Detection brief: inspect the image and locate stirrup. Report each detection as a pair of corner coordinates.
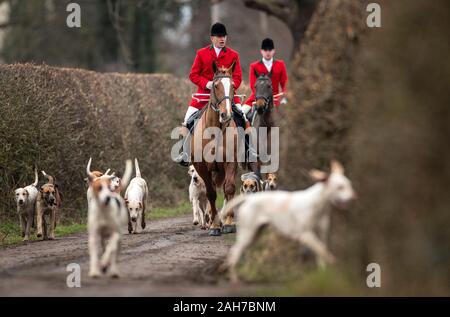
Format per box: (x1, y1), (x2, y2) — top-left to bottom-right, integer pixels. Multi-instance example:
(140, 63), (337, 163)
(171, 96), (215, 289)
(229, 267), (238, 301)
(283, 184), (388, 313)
(175, 152), (190, 167)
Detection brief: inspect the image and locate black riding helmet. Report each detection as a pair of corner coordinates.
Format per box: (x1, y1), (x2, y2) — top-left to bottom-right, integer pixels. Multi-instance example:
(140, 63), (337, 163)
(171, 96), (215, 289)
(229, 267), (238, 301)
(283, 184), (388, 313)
(211, 23), (227, 37)
(261, 38), (275, 50)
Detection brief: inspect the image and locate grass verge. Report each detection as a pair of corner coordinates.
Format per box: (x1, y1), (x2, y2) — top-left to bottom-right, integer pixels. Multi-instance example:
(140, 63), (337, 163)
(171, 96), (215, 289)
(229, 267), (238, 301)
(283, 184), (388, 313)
(0, 222), (87, 246)
(1, 199), (196, 247)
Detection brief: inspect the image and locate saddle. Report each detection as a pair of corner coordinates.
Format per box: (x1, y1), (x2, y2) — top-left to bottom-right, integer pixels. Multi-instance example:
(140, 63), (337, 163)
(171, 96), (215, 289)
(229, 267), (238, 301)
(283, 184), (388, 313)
(231, 105), (247, 130)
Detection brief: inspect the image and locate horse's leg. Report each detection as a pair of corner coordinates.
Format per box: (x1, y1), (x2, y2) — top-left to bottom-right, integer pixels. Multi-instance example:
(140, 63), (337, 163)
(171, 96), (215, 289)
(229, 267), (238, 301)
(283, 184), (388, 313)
(222, 162), (238, 234)
(206, 180), (221, 236)
(196, 165), (221, 236)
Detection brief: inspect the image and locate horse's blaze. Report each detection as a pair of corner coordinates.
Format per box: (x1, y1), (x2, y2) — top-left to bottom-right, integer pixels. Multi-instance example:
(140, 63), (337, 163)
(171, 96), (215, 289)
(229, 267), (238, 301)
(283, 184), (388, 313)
(255, 99), (266, 109)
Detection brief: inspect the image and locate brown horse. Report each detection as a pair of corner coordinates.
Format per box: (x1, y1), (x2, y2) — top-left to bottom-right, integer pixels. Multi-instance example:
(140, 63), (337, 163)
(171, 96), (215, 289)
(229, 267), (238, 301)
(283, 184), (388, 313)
(191, 62), (239, 236)
(244, 72), (276, 176)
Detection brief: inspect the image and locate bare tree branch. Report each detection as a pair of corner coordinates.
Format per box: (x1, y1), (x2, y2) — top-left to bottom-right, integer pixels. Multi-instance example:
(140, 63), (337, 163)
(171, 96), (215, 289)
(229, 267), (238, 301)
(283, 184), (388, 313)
(243, 0), (293, 24)
(243, 0), (317, 50)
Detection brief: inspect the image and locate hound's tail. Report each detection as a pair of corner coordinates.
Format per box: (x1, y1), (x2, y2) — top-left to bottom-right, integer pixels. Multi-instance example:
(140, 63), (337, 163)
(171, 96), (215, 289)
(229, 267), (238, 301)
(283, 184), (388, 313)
(41, 171), (54, 185)
(32, 167), (38, 187)
(221, 194), (247, 218)
(86, 157), (93, 175)
(134, 158), (141, 178)
(120, 160), (133, 191)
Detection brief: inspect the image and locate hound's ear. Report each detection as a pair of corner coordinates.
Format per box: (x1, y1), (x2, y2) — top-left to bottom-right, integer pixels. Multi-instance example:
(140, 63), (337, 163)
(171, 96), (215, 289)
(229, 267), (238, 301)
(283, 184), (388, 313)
(213, 62), (218, 74)
(87, 174), (94, 183)
(309, 169), (328, 183)
(254, 69), (260, 78)
(331, 160), (345, 174)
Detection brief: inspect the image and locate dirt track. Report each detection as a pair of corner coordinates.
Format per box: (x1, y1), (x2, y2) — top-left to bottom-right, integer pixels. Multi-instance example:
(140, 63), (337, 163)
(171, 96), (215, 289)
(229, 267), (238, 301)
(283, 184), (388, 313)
(0, 214), (255, 296)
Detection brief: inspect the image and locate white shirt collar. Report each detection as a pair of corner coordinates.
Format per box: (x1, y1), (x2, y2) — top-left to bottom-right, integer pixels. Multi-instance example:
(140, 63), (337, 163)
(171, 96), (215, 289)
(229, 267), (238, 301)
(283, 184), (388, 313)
(263, 58), (273, 71)
(214, 46), (222, 57)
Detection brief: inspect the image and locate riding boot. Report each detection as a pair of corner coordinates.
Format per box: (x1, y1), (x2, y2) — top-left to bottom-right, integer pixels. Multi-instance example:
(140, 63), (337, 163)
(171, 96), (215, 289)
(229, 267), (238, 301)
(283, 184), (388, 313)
(174, 125), (190, 167)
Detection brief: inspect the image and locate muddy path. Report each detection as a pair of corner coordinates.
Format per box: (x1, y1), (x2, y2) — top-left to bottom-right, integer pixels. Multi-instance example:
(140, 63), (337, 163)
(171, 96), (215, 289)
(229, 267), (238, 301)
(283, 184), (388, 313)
(0, 214), (257, 296)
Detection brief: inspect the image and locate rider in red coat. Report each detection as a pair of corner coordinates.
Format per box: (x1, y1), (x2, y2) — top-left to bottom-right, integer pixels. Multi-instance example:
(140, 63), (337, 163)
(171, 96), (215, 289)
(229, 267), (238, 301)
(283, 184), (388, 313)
(175, 23), (243, 166)
(243, 38), (288, 113)
(189, 47), (242, 111)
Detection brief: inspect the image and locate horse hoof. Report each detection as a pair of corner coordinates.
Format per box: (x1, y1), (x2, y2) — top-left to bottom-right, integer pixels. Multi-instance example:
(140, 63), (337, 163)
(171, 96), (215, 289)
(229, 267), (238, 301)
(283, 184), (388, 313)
(222, 225), (236, 234)
(209, 228), (221, 236)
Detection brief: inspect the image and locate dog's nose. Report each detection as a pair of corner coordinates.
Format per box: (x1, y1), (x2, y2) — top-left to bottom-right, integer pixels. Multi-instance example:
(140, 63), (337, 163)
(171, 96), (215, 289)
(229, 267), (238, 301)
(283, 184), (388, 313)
(193, 176), (198, 182)
(270, 185), (275, 189)
(104, 196), (111, 205)
(18, 200), (24, 205)
(131, 217), (137, 222)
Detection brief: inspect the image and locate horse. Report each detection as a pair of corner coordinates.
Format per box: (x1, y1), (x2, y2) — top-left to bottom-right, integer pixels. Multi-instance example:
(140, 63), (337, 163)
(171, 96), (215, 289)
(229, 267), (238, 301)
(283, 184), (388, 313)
(190, 62), (240, 236)
(244, 71), (277, 176)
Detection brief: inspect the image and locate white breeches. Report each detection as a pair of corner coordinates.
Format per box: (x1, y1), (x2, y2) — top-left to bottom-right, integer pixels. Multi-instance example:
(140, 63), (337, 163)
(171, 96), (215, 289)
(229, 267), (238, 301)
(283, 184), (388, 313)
(183, 106), (200, 125)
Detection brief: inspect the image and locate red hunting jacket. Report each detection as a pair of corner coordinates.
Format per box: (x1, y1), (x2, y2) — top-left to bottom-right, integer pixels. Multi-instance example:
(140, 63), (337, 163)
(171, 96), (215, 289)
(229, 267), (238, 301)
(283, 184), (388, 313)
(189, 45), (243, 109)
(244, 59), (288, 107)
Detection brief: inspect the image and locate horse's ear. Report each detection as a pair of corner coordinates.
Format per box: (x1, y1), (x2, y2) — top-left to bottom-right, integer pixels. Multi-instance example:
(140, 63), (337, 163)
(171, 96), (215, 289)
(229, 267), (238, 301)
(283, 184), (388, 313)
(230, 60), (236, 73)
(212, 62), (218, 74)
(254, 69), (260, 78)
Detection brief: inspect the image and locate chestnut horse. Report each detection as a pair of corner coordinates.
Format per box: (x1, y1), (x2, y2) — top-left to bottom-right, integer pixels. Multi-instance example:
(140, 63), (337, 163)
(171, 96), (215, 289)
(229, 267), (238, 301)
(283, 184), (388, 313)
(191, 62), (239, 236)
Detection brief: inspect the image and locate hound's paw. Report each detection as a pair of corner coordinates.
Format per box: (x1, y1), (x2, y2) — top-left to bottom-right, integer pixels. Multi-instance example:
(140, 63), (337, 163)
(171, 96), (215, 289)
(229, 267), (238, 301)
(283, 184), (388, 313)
(89, 270), (101, 278)
(108, 269), (120, 279)
(22, 237), (29, 242)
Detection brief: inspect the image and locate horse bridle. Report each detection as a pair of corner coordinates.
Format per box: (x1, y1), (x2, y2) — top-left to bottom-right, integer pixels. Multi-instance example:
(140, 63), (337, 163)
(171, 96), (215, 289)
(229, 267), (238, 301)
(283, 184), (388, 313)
(209, 74), (234, 113)
(255, 77), (273, 113)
